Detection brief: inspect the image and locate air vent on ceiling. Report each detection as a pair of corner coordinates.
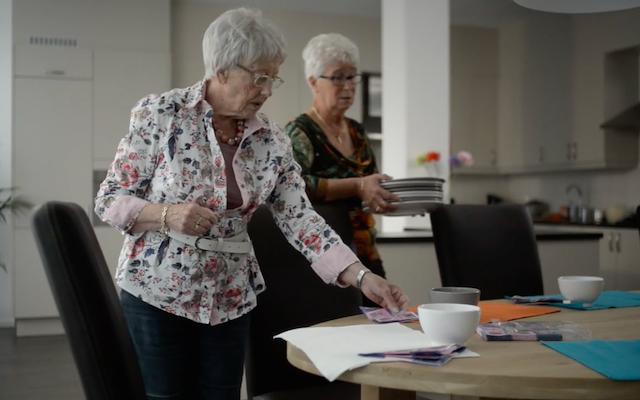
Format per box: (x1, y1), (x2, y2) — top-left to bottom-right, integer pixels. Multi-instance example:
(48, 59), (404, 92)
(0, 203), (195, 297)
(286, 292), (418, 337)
(29, 36), (78, 47)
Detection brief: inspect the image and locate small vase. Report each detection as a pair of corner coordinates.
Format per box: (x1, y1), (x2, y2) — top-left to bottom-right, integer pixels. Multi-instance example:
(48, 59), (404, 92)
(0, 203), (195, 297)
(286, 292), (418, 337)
(424, 163), (442, 179)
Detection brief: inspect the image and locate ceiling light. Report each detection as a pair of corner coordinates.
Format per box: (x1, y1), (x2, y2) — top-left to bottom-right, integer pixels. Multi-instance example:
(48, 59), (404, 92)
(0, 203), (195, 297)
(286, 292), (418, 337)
(513, 0), (640, 14)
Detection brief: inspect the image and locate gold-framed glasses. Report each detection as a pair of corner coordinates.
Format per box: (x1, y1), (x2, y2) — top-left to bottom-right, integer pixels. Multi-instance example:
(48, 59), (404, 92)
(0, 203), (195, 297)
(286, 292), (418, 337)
(318, 74), (361, 86)
(237, 65), (284, 89)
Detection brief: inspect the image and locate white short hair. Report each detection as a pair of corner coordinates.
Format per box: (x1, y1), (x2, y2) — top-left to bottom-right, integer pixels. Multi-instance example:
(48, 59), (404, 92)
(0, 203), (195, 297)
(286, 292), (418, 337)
(202, 8), (286, 79)
(302, 33), (360, 79)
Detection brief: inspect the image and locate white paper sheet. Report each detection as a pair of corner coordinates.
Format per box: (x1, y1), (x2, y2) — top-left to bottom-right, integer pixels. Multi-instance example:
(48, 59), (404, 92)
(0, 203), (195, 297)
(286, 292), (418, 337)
(275, 323), (478, 381)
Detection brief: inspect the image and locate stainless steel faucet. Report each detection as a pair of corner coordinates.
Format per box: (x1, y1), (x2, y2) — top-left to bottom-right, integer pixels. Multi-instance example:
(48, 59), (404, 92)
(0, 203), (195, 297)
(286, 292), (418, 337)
(565, 184), (584, 223)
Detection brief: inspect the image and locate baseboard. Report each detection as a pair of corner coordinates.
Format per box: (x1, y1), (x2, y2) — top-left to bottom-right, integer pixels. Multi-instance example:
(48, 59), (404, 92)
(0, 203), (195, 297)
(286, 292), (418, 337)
(15, 317), (65, 336)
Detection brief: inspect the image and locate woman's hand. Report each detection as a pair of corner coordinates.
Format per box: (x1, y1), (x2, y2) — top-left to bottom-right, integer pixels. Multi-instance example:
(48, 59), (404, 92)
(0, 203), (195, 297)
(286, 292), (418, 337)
(359, 173), (399, 214)
(166, 203), (218, 236)
(338, 263), (409, 312)
(360, 273), (409, 313)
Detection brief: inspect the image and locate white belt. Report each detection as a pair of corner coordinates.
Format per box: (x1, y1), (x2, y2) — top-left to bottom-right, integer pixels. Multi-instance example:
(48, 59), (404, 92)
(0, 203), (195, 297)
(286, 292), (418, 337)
(168, 231), (251, 254)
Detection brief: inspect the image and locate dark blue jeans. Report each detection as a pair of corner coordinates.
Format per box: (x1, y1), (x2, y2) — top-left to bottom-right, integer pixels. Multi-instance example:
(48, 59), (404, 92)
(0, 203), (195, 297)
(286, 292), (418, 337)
(120, 290), (249, 400)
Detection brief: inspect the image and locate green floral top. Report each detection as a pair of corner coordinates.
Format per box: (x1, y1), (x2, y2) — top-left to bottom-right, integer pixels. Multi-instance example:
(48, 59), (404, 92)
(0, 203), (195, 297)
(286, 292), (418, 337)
(285, 113), (384, 276)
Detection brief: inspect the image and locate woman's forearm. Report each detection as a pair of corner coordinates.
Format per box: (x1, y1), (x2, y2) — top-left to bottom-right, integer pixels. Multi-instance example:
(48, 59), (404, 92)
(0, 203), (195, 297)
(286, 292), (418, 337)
(322, 177), (363, 201)
(130, 203), (164, 234)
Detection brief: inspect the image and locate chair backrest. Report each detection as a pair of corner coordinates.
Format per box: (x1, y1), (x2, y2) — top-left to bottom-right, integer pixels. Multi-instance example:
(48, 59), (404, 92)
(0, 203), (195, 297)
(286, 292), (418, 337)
(31, 201), (146, 400)
(636, 205), (640, 238)
(246, 201), (361, 398)
(430, 204), (544, 300)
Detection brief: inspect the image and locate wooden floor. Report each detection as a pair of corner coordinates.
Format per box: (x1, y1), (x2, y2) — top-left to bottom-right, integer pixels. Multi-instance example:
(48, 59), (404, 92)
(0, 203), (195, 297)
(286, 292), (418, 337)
(0, 328), (84, 400)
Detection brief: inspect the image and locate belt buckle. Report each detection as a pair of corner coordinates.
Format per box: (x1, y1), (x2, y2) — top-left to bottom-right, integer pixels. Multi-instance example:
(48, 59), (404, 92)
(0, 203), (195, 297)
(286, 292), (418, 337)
(194, 236), (206, 251)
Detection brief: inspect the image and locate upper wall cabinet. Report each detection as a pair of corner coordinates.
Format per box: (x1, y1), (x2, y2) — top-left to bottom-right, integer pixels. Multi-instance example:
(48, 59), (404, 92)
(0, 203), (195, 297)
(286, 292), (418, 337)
(14, 77), (93, 228)
(450, 27), (499, 174)
(496, 16), (575, 173)
(568, 44), (639, 170)
(93, 50), (171, 164)
(460, 10), (640, 175)
(15, 45), (92, 79)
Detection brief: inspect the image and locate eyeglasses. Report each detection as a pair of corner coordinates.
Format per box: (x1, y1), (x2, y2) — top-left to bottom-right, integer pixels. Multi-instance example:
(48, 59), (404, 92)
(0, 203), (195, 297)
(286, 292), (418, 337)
(236, 65), (284, 89)
(318, 74), (361, 86)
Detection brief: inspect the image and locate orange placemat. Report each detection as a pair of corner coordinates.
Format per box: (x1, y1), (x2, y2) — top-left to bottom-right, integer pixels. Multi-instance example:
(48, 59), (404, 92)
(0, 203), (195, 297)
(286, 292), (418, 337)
(407, 302), (560, 324)
(479, 301), (560, 323)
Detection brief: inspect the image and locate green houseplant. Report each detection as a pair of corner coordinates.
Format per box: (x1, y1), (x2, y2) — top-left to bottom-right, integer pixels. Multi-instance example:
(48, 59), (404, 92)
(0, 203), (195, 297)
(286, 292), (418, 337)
(0, 188), (32, 272)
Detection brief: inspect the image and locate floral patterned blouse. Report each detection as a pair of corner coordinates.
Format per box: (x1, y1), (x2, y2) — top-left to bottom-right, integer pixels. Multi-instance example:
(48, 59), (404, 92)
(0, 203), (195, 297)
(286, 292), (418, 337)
(285, 114), (384, 277)
(95, 81), (358, 325)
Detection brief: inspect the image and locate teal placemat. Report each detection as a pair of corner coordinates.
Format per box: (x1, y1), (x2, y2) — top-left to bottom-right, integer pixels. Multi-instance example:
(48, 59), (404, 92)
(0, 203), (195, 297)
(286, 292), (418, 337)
(543, 340), (640, 381)
(512, 291), (640, 310)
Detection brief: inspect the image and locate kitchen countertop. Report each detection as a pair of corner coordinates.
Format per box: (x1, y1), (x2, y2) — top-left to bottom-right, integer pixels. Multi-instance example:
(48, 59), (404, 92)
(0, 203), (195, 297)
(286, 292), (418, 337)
(533, 220), (638, 229)
(377, 228), (603, 244)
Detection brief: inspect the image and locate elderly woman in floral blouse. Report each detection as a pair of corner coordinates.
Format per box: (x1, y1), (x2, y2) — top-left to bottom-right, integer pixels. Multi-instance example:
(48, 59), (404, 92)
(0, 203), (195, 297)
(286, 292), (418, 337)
(95, 8), (407, 400)
(285, 34), (399, 304)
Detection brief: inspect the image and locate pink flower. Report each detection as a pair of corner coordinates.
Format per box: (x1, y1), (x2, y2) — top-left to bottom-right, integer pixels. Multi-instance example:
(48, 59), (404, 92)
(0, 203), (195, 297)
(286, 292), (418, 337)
(450, 151), (474, 168)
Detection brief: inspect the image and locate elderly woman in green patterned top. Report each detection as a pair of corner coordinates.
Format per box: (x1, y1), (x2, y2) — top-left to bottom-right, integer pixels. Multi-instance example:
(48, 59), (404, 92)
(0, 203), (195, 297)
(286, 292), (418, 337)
(285, 33), (398, 294)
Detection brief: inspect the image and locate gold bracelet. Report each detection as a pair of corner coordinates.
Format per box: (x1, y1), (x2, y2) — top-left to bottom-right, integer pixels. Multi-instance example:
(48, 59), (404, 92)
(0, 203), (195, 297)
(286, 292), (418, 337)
(359, 177), (365, 196)
(159, 205), (170, 235)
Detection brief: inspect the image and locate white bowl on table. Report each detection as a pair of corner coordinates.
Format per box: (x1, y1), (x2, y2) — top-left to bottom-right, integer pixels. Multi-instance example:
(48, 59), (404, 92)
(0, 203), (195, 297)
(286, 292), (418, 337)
(558, 276), (604, 306)
(418, 303), (480, 346)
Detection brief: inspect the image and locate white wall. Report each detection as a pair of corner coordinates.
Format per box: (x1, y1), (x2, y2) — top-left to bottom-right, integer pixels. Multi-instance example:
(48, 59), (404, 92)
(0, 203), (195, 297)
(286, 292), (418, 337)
(171, 1), (381, 128)
(382, 0), (449, 232)
(0, 0), (14, 327)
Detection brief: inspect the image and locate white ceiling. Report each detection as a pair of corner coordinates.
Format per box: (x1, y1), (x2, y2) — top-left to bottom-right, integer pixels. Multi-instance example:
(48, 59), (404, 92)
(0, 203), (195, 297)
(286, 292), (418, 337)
(182, 0), (531, 26)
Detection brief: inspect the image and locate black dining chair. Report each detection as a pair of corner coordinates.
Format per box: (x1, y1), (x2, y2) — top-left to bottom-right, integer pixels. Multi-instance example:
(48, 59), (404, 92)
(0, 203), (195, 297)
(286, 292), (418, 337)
(430, 204), (544, 300)
(31, 201), (147, 400)
(636, 205), (640, 238)
(246, 201), (361, 400)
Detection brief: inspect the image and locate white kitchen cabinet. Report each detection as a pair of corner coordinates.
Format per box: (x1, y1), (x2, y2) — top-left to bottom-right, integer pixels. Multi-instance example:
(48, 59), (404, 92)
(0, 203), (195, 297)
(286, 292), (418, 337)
(13, 72), (92, 335)
(15, 45), (92, 79)
(14, 228), (59, 319)
(537, 240), (599, 294)
(496, 16), (574, 173)
(93, 50), (171, 163)
(567, 38), (639, 170)
(377, 235), (601, 303)
(14, 77), (93, 227)
(450, 27), (499, 174)
(481, 12), (640, 175)
(9, 0), (171, 336)
(536, 225), (640, 291)
(598, 229), (640, 291)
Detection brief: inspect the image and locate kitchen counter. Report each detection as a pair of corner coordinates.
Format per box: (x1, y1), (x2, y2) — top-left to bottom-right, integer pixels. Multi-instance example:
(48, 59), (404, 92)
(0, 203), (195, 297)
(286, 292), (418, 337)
(534, 220), (638, 229)
(377, 229), (603, 243)
(376, 228), (603, 305)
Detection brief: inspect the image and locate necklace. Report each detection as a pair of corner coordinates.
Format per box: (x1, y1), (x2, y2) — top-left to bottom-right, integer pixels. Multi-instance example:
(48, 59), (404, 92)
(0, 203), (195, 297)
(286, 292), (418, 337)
(212, 118), (246, 146)
(311, 106), (345, 145)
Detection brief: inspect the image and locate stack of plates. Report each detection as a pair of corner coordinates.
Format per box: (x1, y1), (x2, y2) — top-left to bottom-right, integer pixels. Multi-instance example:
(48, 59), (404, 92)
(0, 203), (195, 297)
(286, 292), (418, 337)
(364, 177), (445, 216)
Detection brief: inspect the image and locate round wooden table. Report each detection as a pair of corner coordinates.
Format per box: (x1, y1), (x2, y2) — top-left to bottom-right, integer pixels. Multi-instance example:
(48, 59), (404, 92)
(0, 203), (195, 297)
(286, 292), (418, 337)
(286, 304), (640, 400)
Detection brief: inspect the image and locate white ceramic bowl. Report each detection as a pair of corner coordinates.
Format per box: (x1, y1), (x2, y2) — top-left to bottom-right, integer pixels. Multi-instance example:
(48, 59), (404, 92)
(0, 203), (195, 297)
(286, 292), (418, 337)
(558, 276), (604, 305)
(418, 303), (480, 346)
